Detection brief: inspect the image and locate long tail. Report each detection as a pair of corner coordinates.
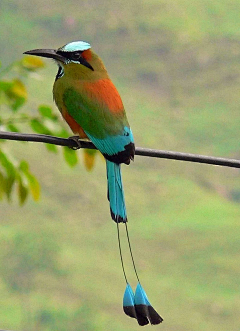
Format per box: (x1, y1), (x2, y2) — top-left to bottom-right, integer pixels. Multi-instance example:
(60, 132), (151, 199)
(122, 224), (163, 326)
(106, 160), (163, 326)
(106, 160), (127, 223)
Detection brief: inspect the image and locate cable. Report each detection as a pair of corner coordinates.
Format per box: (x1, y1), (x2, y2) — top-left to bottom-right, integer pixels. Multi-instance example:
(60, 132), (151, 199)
(1, 130), (240, 168)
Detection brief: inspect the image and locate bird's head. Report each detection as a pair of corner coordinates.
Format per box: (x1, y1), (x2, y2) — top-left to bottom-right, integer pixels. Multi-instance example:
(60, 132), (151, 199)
(24, 41), (107, 79)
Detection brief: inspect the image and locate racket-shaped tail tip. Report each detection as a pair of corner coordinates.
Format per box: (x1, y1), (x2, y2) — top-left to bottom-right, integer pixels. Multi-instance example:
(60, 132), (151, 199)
(134, 283), (163, 326)
(123, 283), (137, 319)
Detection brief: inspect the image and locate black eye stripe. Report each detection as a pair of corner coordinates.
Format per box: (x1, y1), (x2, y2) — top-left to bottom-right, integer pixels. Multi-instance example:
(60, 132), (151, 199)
(56, 50), (94, 71)
(70, 52), (82, 60)
(57, 50), (82, 61)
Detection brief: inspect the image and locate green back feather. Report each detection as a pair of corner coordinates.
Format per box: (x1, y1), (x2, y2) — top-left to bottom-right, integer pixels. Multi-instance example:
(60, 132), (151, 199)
(63, 88), (128, 139)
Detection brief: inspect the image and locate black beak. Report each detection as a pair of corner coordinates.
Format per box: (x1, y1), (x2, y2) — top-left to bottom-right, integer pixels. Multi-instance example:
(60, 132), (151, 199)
(23, 49), (66, 63)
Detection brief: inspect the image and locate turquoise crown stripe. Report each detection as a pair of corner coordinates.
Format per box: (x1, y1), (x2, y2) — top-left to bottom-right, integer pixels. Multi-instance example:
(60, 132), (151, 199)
(60, 41), (91, 52)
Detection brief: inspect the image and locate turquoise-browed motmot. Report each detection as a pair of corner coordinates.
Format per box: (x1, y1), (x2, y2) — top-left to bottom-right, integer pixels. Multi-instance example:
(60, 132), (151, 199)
(24, 41), (163, 326)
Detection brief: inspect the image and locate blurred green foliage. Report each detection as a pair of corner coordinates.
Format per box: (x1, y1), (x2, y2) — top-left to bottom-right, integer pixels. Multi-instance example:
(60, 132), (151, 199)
(0, 57), (98, 205)
(0, 231), (61, 293)
(0, 57), (43, 204)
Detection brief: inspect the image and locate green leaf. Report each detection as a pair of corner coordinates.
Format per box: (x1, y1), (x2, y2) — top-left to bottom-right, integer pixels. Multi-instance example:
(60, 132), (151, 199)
(11, 97), (25, 111)
(58, 128), (71, 138)
(29, 176), (40, 201)
(7, 123), (20, 132)
(0, 150), (16, 177)
(19, 160), (29, 172)
(19, 161), (40, 201)
(11, 79), (27, 99)
(30, 119), (51, 135)
(38, 105), (55, 119)
(0, 90), (10, 106)
(46, 144), (58, 153)
(17, 176), (28, 205)
(0, 80), (13, 92)
(21, 56), (45, 71)
(0, 171), (6, 200)
(25, 173), (40, 202)
(5, 79), (27, 111)
(63, 147), (78, 167)
(5, 175), (15, 200)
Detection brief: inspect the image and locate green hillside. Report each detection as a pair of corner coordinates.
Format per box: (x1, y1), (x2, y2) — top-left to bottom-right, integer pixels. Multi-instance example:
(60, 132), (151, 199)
(1, 1), (240, 330)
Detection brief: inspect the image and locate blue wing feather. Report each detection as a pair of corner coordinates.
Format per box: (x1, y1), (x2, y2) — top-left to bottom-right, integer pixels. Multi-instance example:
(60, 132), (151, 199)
(86, 126), (134, 156)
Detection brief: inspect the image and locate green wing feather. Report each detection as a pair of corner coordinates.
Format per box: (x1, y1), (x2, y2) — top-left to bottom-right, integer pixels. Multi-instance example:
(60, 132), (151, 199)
(63, 88), (128, 139)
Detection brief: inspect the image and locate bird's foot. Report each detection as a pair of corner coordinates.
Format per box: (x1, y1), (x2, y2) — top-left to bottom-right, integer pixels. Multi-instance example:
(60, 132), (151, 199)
(68, 135), (82, 150)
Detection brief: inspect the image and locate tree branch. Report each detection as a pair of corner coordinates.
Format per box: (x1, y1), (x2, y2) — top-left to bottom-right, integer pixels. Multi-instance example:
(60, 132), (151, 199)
(1, 130), (240, 168)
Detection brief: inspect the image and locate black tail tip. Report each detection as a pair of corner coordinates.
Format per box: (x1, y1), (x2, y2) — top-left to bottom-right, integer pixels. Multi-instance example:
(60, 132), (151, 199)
(123, 303), (163, 326)
(110, 209), (127, 223)
(135, 304), (163, 326)
(123, 305), (137, 319)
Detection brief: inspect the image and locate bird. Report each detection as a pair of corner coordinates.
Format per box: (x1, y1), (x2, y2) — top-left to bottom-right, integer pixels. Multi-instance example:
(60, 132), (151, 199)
(24, 41), (163, 326)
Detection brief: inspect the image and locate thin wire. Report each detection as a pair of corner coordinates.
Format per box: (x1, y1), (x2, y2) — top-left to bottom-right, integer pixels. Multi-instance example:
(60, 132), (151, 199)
(125, 223), (140, 283)
(1, 130), (240, 168)
(117, 221), (128, 284)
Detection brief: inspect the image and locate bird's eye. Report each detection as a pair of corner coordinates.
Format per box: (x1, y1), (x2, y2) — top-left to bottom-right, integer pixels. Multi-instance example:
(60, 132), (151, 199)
(71, 52), (82, 61)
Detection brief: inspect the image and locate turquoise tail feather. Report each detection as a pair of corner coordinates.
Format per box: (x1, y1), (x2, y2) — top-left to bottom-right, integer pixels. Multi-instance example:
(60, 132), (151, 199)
(122, 282), (163, 325)
(123, 283), (137, 319)
(106, 160), (127, 223)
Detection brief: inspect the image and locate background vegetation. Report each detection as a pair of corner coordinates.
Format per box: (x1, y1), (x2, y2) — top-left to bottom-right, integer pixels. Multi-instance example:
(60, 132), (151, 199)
(1, 0), (240, 330)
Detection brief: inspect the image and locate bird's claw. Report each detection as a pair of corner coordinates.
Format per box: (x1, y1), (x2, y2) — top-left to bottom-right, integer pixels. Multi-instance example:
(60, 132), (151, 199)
(68, 135), (82, 150)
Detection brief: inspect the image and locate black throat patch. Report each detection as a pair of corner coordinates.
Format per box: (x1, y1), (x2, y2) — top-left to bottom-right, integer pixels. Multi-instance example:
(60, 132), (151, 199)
(55, 66), (64, 80)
